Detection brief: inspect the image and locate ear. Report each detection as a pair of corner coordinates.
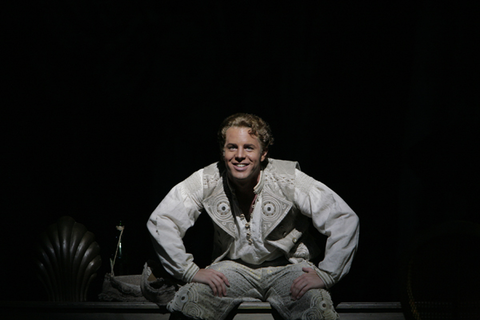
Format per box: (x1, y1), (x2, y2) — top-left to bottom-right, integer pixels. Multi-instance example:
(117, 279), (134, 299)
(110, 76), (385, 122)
(261, 149), (268, 162)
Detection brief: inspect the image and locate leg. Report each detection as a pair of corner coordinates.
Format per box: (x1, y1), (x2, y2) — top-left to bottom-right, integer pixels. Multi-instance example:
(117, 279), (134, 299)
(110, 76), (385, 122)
(167, 261), (263, 320)
(263, 262), (339, 320)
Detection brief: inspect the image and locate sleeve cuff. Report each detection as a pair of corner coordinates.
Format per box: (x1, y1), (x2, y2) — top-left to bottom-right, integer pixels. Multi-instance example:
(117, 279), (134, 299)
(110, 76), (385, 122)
(182, 262), (200, 283)
(314, 267), (335, 289)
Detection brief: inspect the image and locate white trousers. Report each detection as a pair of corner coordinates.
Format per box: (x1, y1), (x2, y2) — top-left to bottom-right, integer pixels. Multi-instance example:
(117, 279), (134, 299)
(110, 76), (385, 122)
(167, 260), (339, 320)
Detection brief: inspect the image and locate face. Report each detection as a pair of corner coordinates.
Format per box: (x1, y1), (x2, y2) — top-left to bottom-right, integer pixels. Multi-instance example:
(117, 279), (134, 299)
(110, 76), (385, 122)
(223, 126), (267, 187)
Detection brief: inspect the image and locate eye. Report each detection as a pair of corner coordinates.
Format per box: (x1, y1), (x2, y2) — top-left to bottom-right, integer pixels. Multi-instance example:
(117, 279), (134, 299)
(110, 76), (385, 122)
(226, 145), (237, 151)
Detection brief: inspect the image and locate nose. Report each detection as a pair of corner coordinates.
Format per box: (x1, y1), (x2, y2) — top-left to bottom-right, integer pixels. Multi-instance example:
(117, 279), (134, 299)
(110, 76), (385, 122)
(235, 147), (245, 160)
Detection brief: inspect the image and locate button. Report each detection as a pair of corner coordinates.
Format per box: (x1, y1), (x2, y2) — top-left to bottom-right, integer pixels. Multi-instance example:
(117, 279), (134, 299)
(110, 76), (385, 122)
(292, 237), (297, 243)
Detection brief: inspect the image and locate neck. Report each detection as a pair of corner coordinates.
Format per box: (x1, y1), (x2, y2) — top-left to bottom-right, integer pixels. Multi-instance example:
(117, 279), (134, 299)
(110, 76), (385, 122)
(230, 176), (258, 221)
(232, 180), (256, 197)
(229, 175), (259, 198)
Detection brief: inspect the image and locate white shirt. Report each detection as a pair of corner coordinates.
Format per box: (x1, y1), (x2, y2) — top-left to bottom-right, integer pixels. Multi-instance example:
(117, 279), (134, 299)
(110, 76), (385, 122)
(147, 160), (359, 288)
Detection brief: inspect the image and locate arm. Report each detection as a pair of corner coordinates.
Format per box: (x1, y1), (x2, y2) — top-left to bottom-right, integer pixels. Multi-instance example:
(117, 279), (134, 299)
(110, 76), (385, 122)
(291, 169), (360, 296)
(147, 170), (204, 283)
(147, 169), (230, 295)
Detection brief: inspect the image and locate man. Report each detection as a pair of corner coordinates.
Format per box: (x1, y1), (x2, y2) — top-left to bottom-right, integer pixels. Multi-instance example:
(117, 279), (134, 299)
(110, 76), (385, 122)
(147, 113), (359, 320)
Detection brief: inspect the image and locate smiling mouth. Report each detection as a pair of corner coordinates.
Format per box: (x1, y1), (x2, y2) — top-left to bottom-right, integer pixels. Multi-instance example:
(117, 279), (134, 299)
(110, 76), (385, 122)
(234, 163), (249, 169)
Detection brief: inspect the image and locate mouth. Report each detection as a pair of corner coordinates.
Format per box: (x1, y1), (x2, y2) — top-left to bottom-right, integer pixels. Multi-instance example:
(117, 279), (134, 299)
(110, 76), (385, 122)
(233, 163), (249, 170)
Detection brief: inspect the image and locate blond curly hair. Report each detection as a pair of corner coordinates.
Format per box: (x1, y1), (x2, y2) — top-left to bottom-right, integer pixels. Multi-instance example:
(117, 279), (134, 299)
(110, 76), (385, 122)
(217, 113), (274, 156)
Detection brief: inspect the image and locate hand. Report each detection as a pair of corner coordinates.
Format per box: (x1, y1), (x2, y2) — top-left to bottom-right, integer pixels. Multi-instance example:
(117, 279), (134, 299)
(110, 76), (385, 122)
(290, 267), (326, 301)
(192, 268), (230, 297)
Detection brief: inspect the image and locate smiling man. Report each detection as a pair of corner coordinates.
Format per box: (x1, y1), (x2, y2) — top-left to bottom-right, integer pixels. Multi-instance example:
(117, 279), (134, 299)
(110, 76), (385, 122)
(224, 126), (265, 184)
(147, 113), (359, 320)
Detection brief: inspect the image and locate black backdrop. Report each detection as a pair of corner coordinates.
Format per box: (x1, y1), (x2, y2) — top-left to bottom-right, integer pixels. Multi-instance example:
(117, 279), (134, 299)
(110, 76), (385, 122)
(3, 1), (479, 303)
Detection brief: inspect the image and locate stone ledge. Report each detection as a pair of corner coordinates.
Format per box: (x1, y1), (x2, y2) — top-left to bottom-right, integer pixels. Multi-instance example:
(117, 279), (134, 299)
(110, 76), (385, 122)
(0, 301), (402, 312)
(0, 301), (405, 320)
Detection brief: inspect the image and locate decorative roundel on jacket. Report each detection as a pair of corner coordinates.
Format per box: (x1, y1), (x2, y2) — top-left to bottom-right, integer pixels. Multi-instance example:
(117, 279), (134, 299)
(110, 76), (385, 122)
(206, 194), (237, 236)
(262, 197), (284, 223)
(217, 201), (231, 215)
(263, 202), (277, 216)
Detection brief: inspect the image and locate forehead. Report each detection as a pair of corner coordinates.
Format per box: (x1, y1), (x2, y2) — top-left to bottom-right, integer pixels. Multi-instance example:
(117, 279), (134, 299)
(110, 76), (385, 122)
(225, 127), (260, 145)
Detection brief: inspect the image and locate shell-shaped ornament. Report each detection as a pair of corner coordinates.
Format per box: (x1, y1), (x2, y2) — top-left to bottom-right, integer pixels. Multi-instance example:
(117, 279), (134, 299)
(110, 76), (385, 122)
(34, 216), (102, 301)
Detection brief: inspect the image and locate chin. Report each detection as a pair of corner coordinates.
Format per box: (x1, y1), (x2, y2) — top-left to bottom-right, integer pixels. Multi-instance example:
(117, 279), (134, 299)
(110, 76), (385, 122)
(231, 173), (250, 181)
(227, 170), (251, 182)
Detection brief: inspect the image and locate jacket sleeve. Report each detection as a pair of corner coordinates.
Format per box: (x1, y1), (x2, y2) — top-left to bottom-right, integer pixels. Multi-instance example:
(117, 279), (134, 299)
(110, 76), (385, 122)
(294, 169), (360, 288)
(147, 169), (205, 282)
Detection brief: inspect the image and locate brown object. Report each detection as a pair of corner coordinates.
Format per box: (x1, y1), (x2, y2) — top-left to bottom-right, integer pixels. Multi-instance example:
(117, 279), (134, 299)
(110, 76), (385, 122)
(34, 216), (102, 301)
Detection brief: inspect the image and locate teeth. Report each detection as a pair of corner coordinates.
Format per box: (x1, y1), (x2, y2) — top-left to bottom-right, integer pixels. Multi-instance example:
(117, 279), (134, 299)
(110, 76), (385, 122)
(236, 164), (246, 167)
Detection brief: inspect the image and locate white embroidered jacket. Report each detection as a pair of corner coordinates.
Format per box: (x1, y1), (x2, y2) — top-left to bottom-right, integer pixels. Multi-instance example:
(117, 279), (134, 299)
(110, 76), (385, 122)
(147, 159), (359, 288)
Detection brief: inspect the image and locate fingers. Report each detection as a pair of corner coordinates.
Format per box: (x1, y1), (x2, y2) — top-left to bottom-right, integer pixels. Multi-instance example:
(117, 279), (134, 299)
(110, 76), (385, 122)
(290, 267), (324, 301)
(217, 270), (231, 287)
(207, 278), (222, 297)
(193, 269), (230, 297)
(211, 270), (231, 297)
(291, 274), (310, 301)
(209, 271), (228, 297)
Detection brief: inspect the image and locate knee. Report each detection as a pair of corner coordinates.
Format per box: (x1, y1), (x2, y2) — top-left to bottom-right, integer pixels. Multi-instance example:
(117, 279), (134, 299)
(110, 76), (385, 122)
(301, 289), (338, 320)
(167, 282), (211, 317)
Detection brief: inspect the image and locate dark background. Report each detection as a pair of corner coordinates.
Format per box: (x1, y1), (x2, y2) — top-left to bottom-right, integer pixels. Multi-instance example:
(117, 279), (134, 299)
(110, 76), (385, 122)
(3, 1), (479, 303)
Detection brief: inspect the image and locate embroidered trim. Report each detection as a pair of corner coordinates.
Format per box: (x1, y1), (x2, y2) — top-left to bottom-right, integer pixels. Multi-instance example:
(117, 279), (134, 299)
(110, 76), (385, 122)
(182, 262), (200, 283)
(260, 189), (292, 237)
(203, 193), (237, 238)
